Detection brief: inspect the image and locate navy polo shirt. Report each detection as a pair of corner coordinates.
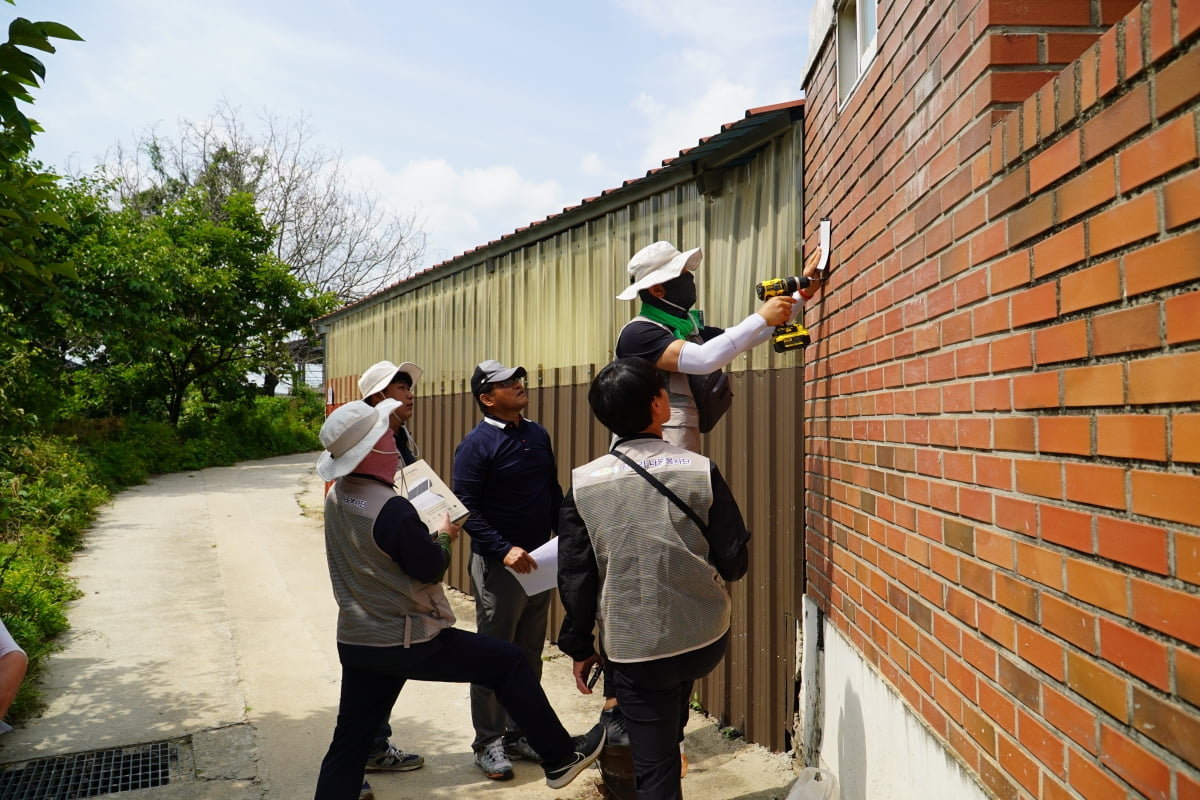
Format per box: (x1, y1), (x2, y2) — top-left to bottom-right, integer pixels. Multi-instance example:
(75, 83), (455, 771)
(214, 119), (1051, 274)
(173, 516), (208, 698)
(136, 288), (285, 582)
(452, 414), (563, 561)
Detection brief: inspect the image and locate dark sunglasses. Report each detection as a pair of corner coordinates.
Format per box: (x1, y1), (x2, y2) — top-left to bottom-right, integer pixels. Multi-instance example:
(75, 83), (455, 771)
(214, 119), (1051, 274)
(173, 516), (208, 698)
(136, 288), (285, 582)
(489, 377), (522, 390)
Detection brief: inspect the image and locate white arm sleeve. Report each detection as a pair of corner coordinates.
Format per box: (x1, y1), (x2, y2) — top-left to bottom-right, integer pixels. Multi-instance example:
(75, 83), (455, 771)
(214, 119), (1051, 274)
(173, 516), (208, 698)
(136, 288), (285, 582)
(674, 313), (769, 374)
(788, 290), (806, 323)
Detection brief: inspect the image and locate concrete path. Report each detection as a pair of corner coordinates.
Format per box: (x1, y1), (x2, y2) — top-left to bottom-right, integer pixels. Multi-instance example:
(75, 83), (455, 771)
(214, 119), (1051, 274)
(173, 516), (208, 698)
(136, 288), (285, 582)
(0, 453), (799, 799)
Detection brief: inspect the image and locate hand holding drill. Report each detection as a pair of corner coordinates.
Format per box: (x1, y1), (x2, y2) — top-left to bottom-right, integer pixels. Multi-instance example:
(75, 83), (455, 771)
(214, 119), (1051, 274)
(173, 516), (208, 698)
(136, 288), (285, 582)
(755, 246), (826, 352)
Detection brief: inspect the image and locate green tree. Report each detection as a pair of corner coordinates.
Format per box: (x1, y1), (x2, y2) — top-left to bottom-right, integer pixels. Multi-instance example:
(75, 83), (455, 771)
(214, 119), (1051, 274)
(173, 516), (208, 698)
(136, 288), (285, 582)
(0, 5), (82, 439)
(108, 103), (426, 303)
(0, 5), (81, 295)
(63, 187), (336, 424)
(0, 172), (108, 433)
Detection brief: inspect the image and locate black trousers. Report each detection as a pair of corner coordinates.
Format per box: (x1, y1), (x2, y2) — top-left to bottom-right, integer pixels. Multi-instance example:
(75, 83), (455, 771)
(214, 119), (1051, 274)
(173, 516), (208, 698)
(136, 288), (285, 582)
(609, 633), (730, 800)
(313, 628), (572, 800)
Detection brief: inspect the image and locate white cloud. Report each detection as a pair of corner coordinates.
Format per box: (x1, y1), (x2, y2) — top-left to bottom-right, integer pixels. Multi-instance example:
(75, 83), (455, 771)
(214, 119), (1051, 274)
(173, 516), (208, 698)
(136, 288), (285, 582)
(634, 81), (759, 172)
(578, 153), (604, 176)
(345, 156), (566, 267)
(613, 0), (814, 175)
(617, 0), (808, 53)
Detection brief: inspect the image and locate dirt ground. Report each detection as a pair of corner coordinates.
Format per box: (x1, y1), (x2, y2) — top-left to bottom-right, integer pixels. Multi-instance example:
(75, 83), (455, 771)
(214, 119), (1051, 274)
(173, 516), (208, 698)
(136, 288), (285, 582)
(437, 588), (803, 800)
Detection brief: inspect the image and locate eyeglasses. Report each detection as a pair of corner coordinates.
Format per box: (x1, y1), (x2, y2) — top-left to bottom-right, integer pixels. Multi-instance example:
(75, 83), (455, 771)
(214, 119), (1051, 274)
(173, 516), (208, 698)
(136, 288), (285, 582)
(489, 377), (522, 390)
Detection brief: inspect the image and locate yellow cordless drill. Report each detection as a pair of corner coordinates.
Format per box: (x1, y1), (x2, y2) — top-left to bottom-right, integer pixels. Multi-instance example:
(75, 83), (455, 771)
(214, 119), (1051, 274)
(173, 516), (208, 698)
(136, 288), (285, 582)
(754, 276), (819, 352)
(756, 219), (831, 352)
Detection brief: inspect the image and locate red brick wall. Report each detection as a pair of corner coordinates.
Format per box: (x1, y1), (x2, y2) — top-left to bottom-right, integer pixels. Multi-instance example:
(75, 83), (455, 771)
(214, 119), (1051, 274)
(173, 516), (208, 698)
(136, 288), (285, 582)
(802, 0), (1198, 797)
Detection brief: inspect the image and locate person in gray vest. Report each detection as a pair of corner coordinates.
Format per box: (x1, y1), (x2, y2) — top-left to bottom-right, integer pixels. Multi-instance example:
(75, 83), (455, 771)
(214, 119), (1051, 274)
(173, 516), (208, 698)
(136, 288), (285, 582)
(313, 399), (605, 800)
(354, 359), (426, 783)
(0, 619), (27, 732)
(557, 358), (751, 800)
(610, 242), (817, 773)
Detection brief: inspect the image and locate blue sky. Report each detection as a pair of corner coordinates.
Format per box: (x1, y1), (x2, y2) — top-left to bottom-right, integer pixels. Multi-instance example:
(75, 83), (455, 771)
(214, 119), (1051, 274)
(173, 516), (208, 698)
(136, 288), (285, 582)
(25, 0), (815, 269)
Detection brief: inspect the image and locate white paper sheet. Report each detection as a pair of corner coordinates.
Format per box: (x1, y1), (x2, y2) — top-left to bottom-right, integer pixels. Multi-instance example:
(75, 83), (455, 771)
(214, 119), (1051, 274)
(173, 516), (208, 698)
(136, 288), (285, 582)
(505, 537), (559, 596)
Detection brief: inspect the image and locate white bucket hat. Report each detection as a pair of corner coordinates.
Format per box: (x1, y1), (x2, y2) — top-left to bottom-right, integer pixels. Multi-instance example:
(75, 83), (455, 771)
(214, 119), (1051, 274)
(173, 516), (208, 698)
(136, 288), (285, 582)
(358, 360), (424, 398)
(316, 398), (402, 481)
(616, 241), (703, 301)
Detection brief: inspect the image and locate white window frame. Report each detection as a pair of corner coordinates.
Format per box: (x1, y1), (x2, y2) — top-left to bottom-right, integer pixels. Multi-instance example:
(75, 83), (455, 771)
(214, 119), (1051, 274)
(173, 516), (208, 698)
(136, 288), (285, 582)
(837, 0), (878, 108)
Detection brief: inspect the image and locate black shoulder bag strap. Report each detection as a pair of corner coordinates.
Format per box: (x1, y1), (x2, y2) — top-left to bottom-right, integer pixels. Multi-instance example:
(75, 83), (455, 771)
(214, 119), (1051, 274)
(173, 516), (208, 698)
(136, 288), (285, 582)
(611, 450), (708, 534)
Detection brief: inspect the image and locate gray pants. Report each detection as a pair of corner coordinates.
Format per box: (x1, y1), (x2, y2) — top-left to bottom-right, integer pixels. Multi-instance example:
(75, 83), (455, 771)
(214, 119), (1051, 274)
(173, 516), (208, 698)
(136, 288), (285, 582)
(469, 551), (552, 750)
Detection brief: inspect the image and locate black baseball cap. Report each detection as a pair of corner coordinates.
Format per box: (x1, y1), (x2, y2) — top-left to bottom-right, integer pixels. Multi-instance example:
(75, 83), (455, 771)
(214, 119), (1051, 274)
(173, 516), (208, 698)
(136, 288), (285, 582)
(471, 359), (527, 396)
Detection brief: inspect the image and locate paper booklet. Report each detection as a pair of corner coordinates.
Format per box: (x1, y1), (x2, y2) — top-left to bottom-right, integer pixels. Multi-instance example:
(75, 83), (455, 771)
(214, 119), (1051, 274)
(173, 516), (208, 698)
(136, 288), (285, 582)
(395, 459), (469, 533)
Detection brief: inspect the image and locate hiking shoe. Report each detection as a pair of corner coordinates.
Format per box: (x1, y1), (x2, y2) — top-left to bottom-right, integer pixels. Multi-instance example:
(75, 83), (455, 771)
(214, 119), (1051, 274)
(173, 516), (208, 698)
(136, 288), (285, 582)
(474, 739), (514, 780)
(600, 706), (630, 747)
(365, 742), (424, 772)
(544, 723), (606, 789)
(359, 780), (374, 800)
(504, 735), (542, 763)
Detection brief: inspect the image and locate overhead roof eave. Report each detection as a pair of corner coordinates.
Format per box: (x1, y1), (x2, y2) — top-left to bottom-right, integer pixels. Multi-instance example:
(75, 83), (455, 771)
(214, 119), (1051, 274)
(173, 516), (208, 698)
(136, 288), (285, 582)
(319, 99), (805, 323)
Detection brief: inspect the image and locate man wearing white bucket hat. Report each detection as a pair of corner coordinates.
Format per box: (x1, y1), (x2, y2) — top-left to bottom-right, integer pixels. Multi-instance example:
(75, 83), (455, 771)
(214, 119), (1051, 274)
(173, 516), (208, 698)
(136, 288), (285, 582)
(615, 241), (820, 451)
(313, 400), (605, 800)
(359, 360), (424, 466)
(352, 360), (427, 785)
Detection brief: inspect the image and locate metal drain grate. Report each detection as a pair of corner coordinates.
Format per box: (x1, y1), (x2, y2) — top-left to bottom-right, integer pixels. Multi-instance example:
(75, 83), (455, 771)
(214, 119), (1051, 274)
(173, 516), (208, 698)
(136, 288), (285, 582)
(0, 737), (193, 799)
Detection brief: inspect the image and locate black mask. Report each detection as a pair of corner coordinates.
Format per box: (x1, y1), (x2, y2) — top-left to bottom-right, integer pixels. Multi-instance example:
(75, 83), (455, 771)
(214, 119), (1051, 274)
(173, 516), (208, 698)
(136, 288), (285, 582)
(660, 272), (696, 311)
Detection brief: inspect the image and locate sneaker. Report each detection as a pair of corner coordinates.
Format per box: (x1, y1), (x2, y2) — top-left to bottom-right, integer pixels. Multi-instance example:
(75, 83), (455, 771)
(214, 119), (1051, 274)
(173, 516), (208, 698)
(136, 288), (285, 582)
(601, 706), (630, 747)
(474, 739), (514, 781)
(359, 780), (375, 800)
(504, 735), (542, 763)
(365, 742), (424, 772)
(544, 723), (606, 789)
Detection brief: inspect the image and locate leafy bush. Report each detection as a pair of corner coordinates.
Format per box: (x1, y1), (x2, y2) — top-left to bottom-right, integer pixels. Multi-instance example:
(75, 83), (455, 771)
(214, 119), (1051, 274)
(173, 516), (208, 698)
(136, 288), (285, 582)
(178, 390), (324, 465)
(0, 436), (100, 721)
(0, 540), (77, 721)
(1, 436), (108, 555)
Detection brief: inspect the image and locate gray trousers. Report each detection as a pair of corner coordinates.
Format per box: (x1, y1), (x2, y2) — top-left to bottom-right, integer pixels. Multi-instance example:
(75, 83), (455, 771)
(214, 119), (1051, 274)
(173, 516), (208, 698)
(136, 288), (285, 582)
(469, 551), (552, 750)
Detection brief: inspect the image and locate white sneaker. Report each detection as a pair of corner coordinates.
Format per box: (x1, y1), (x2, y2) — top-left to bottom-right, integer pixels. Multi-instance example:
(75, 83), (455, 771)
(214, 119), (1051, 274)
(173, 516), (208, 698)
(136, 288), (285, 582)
(474, 739), (514, 780)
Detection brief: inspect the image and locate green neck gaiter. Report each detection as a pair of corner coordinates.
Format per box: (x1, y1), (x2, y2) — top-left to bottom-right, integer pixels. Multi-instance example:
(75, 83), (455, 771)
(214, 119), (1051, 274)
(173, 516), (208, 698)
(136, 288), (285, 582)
(639, 303), (702, 340)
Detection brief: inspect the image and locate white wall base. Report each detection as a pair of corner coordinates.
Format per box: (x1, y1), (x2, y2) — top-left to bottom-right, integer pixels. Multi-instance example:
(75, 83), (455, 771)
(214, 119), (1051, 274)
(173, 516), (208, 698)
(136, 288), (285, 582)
(800, 597), (986, 800)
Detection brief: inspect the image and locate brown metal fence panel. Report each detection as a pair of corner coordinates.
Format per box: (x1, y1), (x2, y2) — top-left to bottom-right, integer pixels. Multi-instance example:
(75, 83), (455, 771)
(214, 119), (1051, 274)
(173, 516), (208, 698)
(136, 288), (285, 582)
(698, 368), (804, 751)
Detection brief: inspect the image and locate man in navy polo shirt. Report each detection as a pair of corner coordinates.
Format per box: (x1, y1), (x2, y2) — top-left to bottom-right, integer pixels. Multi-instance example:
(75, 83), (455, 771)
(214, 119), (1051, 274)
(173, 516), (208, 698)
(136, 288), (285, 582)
(453, 359), (563, 781)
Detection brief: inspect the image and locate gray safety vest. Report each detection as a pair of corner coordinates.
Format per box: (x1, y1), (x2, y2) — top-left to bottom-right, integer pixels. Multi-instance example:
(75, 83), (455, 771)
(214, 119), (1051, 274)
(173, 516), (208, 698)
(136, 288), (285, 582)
(571, 437), (730, 662)
(325, 476), (455, 647)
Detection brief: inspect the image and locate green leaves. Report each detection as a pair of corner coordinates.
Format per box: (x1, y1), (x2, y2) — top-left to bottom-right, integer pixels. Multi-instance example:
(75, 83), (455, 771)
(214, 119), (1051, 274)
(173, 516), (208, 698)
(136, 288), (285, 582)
(28, 21), (81, 43)
(0, 7), (82, 293)
(0, 17), (82, 139)
(52, 186), (331, 424)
